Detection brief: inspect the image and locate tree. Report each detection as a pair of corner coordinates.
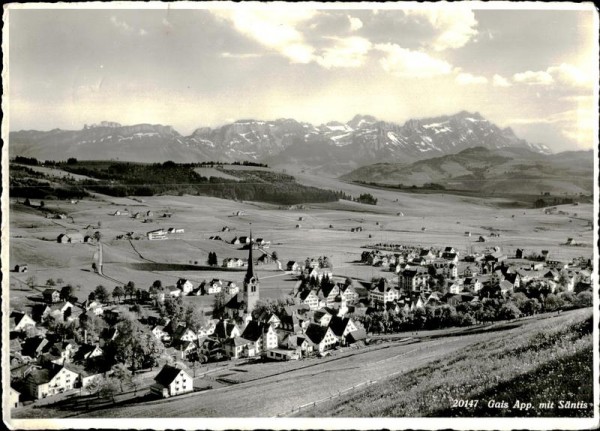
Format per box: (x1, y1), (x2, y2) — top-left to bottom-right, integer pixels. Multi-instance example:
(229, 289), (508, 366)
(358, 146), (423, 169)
(60, 284), (74, 301)
(112, 286), (124, 303)
(575, 291), (592, 308)
(124, 281), (136, 300)
(152, 280), (162, 289)
(98, 377), (120, 403)
(94, 285), (110, 303)
(212, 291), (228, 319)
(522, 298), (542, 316)
(93, 230), (102, 242)
(498, 302), (521, 320)
(111, 363), (132, 392)
(46, 278), (56, 288)
(271, 251), (279, 261)
(26, 276), (37, 289)
(544, 293), (564, 312)
(184, 305), (205, 332)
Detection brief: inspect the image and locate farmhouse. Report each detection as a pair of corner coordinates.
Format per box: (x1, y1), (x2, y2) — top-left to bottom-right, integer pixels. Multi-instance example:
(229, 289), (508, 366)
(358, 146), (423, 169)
(9, 311), (36, 332)
(266, 348), (300, 361)
(295, 290), (320, 310)
(304, 324), (338, 352)
(207, 279), (223, 294)
(176, 279), (194, 295)
(25, 364), (79, 399)
(150, 365), (193, 398)
(57, 233), (84, 244)
(241, 321), (278, 354)
(224, 281), (239, 295)
(14, 264), (28, 273)
(42, 289), (61, 303)
(223, 337), (255, 359)
(147, 229), (167, 240)
(287, 261), (300, 272)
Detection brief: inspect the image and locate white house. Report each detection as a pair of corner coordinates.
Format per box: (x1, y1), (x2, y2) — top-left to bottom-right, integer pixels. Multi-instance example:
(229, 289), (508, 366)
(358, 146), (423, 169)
(150, 365), (193, 398)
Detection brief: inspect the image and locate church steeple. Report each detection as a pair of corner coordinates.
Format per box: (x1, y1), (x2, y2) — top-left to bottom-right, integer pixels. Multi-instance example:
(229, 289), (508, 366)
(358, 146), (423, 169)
(244, 230), (255, 284)
(243, 230), (259, 314)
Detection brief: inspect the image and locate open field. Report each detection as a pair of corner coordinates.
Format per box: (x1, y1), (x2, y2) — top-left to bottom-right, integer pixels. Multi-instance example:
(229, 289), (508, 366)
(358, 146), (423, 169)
(297, 308), (593, 418)
(9, 176), (593, 313)
(14, 308), (590, 418)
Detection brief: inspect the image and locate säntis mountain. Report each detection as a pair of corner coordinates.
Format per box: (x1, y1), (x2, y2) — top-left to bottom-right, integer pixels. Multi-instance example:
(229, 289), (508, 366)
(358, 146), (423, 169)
(9, 111), (551, 174)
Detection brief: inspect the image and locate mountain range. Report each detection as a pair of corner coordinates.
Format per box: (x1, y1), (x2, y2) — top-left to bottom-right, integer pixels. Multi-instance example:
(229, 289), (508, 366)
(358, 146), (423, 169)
(9, 111), (553, 175)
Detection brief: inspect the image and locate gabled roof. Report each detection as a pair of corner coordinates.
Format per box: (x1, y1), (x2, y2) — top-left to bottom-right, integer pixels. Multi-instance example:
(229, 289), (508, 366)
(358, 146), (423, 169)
(224, 293), (245, 310)
(319, 283), (338, 298)
(214, 320), (238, 339)
(304, 323), (329, 344)
(154, 365), (187, 386)
(346, 328), (367, 343)
(241, 321), (266, 342)
(223, 337), (253, 347)
(328, 316), (352, 337)
(43, 288), (59, 296)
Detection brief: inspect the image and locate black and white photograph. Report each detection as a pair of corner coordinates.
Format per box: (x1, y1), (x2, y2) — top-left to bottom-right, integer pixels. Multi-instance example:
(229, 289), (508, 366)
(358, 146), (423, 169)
(2, 2), (598, 429)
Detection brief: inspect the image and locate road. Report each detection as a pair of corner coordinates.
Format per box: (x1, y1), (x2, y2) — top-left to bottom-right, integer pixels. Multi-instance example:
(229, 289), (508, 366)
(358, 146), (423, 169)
(74, 330), (497, 418)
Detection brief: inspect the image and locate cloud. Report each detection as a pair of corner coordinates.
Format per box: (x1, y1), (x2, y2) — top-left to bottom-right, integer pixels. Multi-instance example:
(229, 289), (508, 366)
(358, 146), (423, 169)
(375, 43), (453, 78)
(492, 74), (511, 87)
(509, 109), (595, 146)
(547, 63), (591, 87)
(348, 15), (363, 31)
(513, 70), (554, 86)
(110, 16), (134, 34)
(316, 37), (372, 69)
(211, 8), (317, 64)
(220, 52), (262, 59)
(455, 72), (488, 85)
(404, 8), (478, 51)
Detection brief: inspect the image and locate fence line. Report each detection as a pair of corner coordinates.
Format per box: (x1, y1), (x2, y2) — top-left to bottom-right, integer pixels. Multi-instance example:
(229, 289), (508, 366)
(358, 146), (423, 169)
(275, 379), (377, 417)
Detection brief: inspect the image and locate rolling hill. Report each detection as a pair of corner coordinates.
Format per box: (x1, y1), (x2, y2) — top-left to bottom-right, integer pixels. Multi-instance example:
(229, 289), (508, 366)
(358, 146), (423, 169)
(341, 147), (593, 196)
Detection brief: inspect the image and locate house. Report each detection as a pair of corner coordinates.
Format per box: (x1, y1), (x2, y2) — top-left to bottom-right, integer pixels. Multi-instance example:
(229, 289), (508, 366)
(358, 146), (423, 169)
(241, 321), (278, 354)
(318, 284), (341, 307)
(48, 301), (74, 322)
(224, 282), (239, 295)
(280, 334), (313, 356)
(166, 286), (181, 298)
(173, 341), (198, 359)
(173, 326), (198, 344)
(21, 337), (49, 360)
(57, 233), (84, 244)
(223, 258), (244, 268)
(499, 280), (514, 295)
(398, 269), (429, 293)
(147, 229), (167, 240)
(287, 261), (300, 272)
(9, 311), (36, 332)
(223, 337), (255, 359)
(213, 320), (241, 341)
(14, 264), (28, 273)
(328, 316), (358, 345)
(74, 344), (103, 362)
(43, 289), (61, 304)
(278, 314), (303, 334)
(150, 365), (193, 398)
(463, 266), (478, 277)
(10, 387), (20, 408)
(346, 328), (367, 344)
(515, 248), (525, 259)
(176, 279), (194, 295)
(266, 348), (300, 361)
(31, 304), (51, 323)
(207, 279), (223, 294)
(152, 325), (170, 342)
(368, 280), (399, 305)
(448, 280), (464, 295)
(463, 277), (482, 292)
(295, 290), (320, 310)
(313, 309), (333, 327)
(223, 293), (246, 319)
(339, 284), (359, 304)
(304, 324), (338, 352)
(25, 364), (79, 399)
(259, 312), (281, 329)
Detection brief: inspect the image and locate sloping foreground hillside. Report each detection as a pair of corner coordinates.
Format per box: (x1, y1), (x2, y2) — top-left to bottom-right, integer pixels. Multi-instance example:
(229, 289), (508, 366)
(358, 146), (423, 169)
(298, 309), (593, 417)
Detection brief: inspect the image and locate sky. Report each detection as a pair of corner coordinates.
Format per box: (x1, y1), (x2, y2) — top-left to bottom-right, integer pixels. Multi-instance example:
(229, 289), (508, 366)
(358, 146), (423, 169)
(7, 2), (598, 151)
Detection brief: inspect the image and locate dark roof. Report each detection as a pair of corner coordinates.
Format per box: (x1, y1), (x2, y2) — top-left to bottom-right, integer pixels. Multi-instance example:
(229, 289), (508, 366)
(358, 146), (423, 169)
(319, 283), (338, 298)
(154, 365), (186, 386)
(304, 323), (328, 344)
(328, 316), (351, 337)
(22, 337), (49, 358)
(224, 293), (245, 310)
(223, 337), (252, 347)
(214, 320), (238, 339)
(241, 321), (266, 342)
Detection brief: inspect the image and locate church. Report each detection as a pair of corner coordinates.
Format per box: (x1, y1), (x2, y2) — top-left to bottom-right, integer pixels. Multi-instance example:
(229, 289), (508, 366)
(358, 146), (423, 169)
(224, 232), (260, 322)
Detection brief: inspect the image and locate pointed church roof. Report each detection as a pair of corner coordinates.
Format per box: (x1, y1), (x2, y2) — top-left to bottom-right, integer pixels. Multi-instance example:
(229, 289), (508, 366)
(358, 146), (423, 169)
(244, 231), (256, 284)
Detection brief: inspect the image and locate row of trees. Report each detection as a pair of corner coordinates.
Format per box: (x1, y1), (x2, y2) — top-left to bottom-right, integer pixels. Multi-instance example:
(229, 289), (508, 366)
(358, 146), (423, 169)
(354, 289), (593, 334)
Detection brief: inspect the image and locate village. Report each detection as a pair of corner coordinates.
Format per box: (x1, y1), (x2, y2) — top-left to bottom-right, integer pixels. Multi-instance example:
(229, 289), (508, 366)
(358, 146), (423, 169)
(8, 216), (594, 412)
